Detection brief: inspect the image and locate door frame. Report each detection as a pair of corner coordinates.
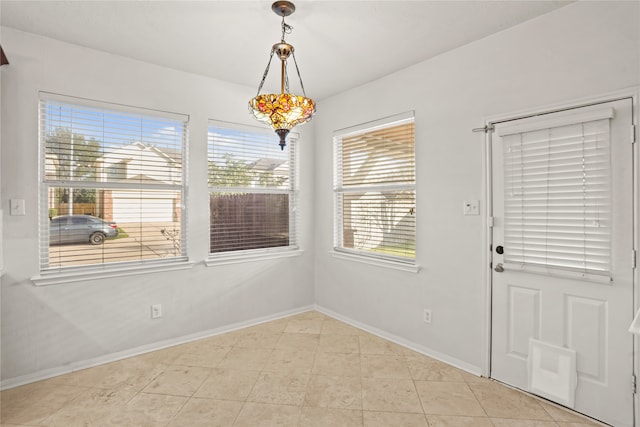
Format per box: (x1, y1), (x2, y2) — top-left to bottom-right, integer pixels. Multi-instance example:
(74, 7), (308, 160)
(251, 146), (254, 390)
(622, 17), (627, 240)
(481, 87), (639, 416)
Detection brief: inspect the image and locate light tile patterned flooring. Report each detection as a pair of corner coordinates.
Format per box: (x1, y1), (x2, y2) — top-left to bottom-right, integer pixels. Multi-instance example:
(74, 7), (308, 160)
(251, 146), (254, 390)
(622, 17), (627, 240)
(0, 311), (603, 427)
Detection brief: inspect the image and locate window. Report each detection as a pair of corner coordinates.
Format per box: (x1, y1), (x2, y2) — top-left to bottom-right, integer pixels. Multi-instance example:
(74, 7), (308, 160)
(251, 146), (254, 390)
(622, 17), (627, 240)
(208, 121), (298, 257)
(334, 112), (416, 263)
(39, 93), (187, 273)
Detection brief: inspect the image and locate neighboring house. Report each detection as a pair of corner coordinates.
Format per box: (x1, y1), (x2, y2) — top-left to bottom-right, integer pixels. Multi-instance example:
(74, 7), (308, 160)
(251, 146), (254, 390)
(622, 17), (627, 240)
(96, 141), (181, 223)
(97, 141), (181, 185)
(46, 141), (182, 223)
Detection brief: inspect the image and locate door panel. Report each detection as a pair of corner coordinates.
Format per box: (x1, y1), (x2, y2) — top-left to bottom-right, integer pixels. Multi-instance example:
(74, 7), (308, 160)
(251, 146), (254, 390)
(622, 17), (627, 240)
(490, 98), (634, 426)
(564, 295), (606, 382)
(507, 285), (541, 359)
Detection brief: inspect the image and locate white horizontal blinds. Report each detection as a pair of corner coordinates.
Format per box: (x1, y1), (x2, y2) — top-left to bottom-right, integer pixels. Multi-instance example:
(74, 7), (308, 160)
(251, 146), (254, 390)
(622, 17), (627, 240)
(502, 118), (611, 275)
(43, 101), (183, 185)
(335, 115), (416, 261)
(208, 123), (297, 253)
(341, 122), (415, 186)
(40, 96), (187, 271)
(341, 191), (416, 258)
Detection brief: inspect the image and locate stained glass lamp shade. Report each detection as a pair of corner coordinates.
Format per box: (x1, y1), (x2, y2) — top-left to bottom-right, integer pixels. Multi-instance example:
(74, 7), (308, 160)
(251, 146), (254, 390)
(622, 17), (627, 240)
(248, 1), (316, 149)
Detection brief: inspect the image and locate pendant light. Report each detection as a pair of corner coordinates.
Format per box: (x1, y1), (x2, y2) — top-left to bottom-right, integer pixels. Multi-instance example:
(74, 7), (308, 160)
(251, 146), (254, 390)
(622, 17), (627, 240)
(248, 1), (315, 149)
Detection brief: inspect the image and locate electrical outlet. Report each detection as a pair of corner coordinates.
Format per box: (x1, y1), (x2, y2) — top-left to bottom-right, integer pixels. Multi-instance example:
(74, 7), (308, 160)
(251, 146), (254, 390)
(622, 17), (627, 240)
(423, 309), (432, 324)
(151, 304), (163, 319)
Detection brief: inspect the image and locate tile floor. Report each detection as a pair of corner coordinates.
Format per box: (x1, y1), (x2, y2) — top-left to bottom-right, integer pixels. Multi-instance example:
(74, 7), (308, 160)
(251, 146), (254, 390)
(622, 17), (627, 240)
(0, 311), (603, 426)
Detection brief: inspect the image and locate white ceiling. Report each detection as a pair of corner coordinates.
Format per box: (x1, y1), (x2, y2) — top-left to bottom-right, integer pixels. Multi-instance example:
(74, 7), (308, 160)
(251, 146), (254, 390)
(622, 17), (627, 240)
(1, 1), (572, 100)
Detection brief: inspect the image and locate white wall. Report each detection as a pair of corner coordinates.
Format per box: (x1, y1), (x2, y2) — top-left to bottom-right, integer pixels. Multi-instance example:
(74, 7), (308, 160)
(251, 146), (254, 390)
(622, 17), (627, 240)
(313, 1), (640, 371)
(0, 27), (316, 384)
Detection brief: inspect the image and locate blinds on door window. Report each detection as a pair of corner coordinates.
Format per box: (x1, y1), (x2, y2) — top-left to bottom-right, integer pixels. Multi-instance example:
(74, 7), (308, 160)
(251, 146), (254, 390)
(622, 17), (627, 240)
(500, 110), (612, 275)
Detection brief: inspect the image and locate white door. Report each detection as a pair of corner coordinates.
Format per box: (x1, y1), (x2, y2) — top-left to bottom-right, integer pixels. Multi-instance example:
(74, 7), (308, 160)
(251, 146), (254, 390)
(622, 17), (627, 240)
(490, 98), (635, 426)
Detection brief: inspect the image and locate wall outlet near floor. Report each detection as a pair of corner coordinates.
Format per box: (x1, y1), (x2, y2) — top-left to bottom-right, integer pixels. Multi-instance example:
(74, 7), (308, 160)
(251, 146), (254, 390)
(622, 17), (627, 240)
(423, 309), (432, 324)
(151, 304), (163, 319)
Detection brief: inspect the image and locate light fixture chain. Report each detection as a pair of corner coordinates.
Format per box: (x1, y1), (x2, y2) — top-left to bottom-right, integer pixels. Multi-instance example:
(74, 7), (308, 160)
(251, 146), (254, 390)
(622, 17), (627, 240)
(281, 16), (293, 41)
(256, 48), (276, 96)
(291, 50), (307, 97)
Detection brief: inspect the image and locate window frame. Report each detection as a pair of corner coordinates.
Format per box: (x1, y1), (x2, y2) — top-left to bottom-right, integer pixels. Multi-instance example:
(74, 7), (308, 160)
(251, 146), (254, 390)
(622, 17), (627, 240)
(332, 111), (418, 272)
(205, 120), (302, 266)
(32, 92), (192, 285)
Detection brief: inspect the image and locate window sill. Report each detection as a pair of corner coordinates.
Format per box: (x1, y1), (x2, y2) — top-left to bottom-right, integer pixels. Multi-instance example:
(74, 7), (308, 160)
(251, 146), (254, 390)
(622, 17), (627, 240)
(330, 250), (420, 273)
(31, 259), (195, 286)
(206, 247), (303, 266)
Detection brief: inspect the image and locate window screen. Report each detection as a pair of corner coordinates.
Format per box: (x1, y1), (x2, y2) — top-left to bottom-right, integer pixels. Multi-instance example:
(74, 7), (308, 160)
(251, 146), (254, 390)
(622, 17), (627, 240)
(208, 122), (298, 254)
(502, 117), (611, 275)
(334, 113), (416, 262)
(40, 94), (187, 271)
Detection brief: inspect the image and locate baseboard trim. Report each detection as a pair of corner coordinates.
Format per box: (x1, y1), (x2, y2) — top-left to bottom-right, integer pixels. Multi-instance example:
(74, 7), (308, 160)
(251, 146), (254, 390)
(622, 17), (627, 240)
(2, 304), (483, 390)
(0, 304), (315, 391)
(315, 304), (483, 377)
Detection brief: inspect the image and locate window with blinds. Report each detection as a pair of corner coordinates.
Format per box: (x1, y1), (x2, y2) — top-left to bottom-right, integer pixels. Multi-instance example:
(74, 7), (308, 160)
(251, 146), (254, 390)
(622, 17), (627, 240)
(501, 113), (612, 275)
(334, 112), (416, 262)
(40, 93), (187, 272)
(208, 121), (297, 255)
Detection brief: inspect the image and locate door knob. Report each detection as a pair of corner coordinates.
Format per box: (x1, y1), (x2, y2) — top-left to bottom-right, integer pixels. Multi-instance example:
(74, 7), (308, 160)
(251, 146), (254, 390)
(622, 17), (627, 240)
(494, 263), (504, 273)
(496, 245), (504, 254)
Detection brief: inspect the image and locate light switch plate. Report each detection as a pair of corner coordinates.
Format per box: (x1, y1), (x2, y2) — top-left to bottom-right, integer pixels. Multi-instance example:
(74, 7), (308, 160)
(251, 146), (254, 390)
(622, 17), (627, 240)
(10, 199), (25, 216)
(463, 200), (479, 216)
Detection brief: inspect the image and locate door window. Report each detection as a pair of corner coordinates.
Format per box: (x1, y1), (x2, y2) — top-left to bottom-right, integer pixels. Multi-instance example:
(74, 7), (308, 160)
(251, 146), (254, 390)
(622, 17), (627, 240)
(499, 109), (613, 276)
